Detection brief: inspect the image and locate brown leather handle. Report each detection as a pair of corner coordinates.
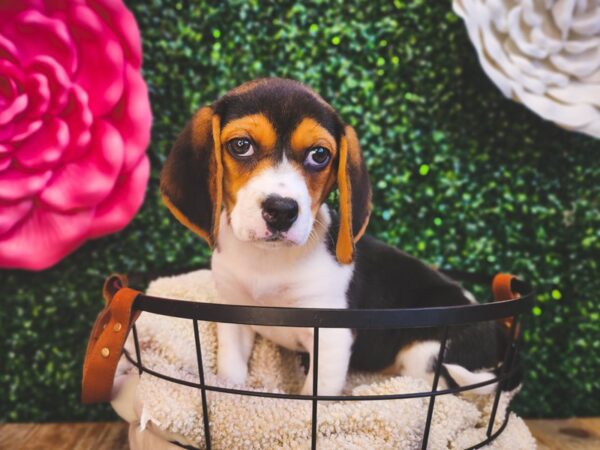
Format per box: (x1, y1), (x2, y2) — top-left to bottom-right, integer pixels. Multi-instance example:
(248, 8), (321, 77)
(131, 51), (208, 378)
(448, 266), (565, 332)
(81, 274), (141, 404)
(492, 273), (519, 302)
(492, 273), (521, 335)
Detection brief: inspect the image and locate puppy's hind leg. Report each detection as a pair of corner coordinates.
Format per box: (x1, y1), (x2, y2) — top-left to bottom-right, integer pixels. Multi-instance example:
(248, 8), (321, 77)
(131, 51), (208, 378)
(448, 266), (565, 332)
(443, 364), (497, 395)
(390, 340), (449, 389)
(217, 323), (256, 386)
(300, 328), (353, 396)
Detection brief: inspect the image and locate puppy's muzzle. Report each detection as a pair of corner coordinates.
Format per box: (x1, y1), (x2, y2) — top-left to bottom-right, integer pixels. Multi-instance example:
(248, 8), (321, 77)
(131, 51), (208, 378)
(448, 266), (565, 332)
(261, 195), (299, 233)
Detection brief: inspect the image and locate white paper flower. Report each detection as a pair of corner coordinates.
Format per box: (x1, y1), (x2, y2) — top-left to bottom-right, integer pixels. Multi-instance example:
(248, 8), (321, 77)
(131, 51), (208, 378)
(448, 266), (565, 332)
(453, 0), (600, 139)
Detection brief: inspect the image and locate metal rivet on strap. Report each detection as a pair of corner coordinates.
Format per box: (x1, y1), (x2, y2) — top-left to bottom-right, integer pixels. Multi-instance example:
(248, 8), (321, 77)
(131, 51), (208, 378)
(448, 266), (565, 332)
(113, 322), (122, 332)
(101, 347), (110, 358)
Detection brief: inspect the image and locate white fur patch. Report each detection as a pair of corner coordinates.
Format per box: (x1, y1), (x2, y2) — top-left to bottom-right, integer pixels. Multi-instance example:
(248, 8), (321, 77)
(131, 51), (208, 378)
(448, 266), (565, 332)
(462, 289), (478, 304)
(444, 363), (497, 395)
(388, 341), (499, 395)
(388, 341), (443, 387)
(213, 205), (355, 395)
(229, 157), (313, 245)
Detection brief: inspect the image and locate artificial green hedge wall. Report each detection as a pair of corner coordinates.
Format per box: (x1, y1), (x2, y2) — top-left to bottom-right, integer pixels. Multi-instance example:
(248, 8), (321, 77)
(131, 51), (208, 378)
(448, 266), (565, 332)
(2, 0), (599, 422)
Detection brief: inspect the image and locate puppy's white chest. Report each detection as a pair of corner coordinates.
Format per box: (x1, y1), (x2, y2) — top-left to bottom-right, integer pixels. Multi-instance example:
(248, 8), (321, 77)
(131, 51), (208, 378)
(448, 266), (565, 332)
(245, 278), (294, 307)
(212, 224), (353, 352)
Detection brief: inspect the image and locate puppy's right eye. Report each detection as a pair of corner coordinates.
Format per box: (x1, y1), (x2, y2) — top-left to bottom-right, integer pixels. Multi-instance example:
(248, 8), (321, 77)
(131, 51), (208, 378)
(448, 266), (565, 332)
(227, 138), (255, 158)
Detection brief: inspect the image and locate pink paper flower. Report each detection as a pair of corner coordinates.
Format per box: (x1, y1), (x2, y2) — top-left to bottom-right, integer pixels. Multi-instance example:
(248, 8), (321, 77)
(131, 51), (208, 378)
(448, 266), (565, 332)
(0, 0), (151, 270)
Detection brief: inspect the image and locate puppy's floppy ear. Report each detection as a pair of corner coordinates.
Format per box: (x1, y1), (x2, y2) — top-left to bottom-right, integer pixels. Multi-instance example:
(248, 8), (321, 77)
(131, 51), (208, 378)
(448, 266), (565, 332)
(160, 107), (223, 246)
(336, 125), (372, 264)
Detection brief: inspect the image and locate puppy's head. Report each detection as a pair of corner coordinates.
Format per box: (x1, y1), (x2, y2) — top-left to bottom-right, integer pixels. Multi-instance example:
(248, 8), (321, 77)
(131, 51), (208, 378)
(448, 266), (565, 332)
(160, 78), (371, 264)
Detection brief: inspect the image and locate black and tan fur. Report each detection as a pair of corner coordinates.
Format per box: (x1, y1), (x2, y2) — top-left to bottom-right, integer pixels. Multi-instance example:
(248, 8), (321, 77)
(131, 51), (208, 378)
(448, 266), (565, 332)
(160, 77), (520, 394)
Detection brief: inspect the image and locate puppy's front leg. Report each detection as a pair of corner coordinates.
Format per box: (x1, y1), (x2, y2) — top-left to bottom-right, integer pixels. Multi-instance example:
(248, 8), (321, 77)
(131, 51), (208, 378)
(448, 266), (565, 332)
(217, 323), (255, 385)
(300, 328), (353, 396)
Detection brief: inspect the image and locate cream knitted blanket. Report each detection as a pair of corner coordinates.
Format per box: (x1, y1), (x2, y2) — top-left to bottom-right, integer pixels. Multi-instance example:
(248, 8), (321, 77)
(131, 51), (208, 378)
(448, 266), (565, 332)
(111, 270), (535, 449)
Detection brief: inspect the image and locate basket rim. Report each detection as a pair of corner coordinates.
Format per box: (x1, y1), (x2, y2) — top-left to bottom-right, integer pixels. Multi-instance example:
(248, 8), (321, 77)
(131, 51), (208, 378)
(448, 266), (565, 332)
(132, 275), (534, 329)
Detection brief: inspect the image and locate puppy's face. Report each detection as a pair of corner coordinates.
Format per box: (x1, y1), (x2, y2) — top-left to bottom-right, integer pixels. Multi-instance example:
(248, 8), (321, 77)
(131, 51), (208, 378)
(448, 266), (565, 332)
(161, 78), (371, 263)
(219, 85), (341, 246)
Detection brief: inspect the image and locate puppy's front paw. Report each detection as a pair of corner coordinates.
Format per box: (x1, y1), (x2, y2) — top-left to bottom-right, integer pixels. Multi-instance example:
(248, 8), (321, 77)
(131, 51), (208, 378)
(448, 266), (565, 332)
(217, 354), (249, 386)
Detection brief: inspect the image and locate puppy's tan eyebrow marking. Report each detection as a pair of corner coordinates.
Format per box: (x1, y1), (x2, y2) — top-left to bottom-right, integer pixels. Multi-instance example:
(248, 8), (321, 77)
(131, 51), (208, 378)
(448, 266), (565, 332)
(290, 117), (336, 155)
(221, 113), (277, 151)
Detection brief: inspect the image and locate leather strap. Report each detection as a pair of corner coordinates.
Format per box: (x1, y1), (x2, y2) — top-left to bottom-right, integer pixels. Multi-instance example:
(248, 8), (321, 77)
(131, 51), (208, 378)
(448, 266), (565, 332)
(81, 274), (141, 404)
(492, 273), (520, 334)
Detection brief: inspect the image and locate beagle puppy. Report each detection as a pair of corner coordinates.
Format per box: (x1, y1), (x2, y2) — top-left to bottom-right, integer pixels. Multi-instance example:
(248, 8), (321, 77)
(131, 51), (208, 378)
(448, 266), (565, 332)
(160, 78), (520, 396)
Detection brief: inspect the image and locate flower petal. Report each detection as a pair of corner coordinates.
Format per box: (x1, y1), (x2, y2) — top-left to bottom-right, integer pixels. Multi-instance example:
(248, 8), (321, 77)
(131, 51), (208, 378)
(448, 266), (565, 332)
(0, 122), (14, 142)
(87, 0), (142, 69)
(0, 198), (32, 235)
(89, 154), (149, 238)
(513, 83), (597, 127)
(26, 56), (71, 114)
(0, 62), (23, 124)
(571, 7), (600, 36)
(0, 57), (24, 84)
(0, 167), (52, 201)
(8, 10), (78, 75)
(0, 93), (27, 125)
(24, 73), (51, 117)
(108, 64), (151, 171)
(548, 82), (600, 107)
(0, 72), (17, 101)
(550, 47), (600, 79)
(11, 119), (43, 142)
(40, 120), (124, 211)
(14, 117), (69, 170)
(68, 5), (124, 116)
(0, 34), (19, 64)
(60, 84), (93, 162)
(0, 206), (93, 270)
(0, 153), (11, 170)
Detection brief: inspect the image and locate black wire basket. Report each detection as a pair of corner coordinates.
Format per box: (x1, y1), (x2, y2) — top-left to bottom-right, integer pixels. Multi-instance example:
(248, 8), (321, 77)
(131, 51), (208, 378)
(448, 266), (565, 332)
(118, 270), (533, 450)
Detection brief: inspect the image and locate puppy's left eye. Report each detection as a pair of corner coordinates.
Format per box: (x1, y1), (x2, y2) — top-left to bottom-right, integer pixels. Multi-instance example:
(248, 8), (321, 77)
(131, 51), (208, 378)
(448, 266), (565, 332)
(304, 147), (330, 170)
(227, 138), (255, 157)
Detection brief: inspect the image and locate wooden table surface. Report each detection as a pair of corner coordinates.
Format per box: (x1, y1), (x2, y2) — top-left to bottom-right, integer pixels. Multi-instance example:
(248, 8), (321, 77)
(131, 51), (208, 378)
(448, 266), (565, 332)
(0, 422), (128, 450)
(0, 418), (598, 449)
(526, 418), (600, 450)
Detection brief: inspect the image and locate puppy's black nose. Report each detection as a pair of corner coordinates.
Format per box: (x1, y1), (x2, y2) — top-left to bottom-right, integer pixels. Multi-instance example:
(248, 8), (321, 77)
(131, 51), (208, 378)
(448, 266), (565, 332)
(261, 195), (298, 232)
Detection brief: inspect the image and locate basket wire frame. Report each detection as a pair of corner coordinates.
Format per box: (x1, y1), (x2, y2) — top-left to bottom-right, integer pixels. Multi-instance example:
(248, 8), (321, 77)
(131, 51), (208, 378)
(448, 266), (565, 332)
(123, 275), (532, 450)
